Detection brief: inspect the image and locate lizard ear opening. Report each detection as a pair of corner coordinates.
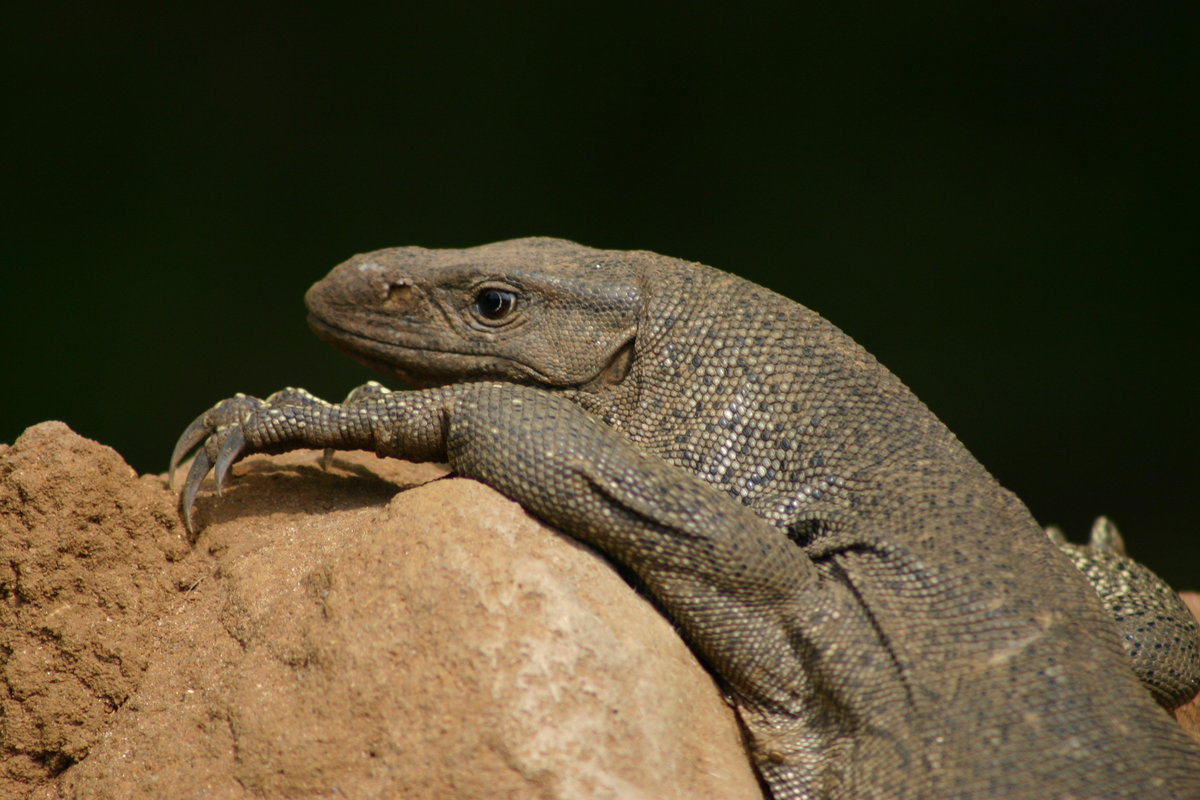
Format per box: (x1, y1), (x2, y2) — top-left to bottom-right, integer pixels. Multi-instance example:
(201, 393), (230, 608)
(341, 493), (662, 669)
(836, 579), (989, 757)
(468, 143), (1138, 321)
(583, 338), (635, 390)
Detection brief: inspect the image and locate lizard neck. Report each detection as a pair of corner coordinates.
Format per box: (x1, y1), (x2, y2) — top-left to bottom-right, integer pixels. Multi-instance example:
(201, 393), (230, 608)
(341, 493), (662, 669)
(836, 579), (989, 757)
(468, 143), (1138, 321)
(570, 261), (990, 532)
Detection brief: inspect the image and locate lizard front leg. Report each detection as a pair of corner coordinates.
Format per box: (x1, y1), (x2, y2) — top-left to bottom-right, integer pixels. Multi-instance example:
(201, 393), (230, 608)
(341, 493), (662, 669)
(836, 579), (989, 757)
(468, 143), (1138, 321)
(172, 381), (900, 798)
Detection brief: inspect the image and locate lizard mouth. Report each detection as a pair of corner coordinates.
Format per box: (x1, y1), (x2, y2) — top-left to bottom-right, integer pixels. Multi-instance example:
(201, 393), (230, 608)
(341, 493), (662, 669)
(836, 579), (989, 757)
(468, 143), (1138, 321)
(308, 313), (448, 357)
(306, 313), (561, 387)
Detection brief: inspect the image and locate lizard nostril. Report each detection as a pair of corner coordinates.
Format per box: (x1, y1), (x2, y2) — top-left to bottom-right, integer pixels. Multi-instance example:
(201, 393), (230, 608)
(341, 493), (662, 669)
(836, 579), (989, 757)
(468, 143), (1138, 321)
(382, 280), (415, 309)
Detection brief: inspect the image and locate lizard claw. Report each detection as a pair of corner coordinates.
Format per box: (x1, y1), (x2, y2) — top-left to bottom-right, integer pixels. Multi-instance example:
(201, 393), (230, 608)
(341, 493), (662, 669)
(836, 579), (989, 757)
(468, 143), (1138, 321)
(213, 426), (247, 493)
(169, 414), (215, 490)
(170, 393), (264, 533)
(180, 447), (214, 534)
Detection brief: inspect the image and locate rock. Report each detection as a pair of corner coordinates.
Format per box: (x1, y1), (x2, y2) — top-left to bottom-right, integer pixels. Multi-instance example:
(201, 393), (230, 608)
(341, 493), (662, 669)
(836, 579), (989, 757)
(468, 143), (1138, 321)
(0, 422), (193, 789)
(0, 422), (763, 799)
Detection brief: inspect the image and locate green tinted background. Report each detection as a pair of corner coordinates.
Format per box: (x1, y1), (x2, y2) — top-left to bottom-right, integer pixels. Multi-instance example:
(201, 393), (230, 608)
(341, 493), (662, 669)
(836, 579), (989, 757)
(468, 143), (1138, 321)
(5, 4), (1197, 585)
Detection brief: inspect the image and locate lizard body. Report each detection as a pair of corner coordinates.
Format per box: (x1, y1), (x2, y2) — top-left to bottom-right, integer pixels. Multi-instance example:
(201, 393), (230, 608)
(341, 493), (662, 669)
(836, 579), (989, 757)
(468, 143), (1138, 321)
(173, 237), (1200, 798)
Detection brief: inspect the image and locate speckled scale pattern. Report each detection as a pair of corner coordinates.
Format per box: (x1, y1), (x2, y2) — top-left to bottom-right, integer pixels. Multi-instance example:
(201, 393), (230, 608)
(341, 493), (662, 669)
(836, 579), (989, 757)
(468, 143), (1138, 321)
(175, 237), (1200, 799)
(1050, 518), (1200, 708)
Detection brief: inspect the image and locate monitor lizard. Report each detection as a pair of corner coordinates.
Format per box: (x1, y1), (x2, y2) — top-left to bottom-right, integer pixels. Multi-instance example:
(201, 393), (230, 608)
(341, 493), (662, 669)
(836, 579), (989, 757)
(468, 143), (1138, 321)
(171, 237), (1200, 798)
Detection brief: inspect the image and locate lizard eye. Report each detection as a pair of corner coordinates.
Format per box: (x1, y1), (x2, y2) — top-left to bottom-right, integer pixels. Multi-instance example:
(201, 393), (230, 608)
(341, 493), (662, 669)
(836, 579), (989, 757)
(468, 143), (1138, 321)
(473, 288), (518, 321)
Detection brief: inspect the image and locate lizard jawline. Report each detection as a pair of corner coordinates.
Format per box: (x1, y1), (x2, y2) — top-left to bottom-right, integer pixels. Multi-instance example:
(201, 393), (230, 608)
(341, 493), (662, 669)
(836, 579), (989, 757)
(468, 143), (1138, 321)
(308, 313), (596, 389)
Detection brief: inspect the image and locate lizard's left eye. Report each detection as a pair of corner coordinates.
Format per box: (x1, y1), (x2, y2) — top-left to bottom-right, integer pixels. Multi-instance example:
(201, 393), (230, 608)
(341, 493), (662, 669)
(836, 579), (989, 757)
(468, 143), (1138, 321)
(473, 288), (518, 321)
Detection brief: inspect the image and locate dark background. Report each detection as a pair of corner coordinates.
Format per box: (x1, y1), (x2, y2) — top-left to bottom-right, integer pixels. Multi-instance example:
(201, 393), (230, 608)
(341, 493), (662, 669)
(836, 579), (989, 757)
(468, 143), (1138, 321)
(5, 4), (1197, 585)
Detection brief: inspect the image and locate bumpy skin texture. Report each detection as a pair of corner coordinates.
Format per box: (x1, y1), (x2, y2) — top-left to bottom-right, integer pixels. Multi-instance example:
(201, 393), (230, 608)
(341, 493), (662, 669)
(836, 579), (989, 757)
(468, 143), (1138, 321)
(1048, 517), (1200, 709)
(174, 238), (1200, 799)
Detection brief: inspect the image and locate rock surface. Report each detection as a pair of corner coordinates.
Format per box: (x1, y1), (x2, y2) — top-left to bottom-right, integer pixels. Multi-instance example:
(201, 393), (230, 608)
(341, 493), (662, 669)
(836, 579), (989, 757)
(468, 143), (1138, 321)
(1, 422), (1198, 799)
(0, 422), (762, 799)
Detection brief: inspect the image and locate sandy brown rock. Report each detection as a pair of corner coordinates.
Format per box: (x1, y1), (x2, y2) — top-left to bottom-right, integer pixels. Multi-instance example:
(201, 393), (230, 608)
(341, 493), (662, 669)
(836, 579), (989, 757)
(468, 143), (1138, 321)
(1, 422), (763, 800)
(0, 422), (194, 792)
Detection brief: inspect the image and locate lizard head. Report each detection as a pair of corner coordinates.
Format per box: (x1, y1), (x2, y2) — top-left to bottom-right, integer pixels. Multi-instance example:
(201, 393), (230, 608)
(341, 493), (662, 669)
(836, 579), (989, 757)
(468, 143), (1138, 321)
(306, 236), (641, 389)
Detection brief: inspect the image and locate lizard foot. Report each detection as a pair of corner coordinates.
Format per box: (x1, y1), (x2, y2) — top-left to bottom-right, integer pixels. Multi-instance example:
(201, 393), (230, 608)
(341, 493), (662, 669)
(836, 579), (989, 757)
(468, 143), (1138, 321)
(169, 394), (264, 533)
(169, 387), (345, 533)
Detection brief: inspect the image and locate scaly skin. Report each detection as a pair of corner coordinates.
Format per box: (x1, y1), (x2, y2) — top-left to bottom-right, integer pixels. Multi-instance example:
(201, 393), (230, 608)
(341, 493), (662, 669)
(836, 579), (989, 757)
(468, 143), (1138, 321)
(173, 237), (1200, 798)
